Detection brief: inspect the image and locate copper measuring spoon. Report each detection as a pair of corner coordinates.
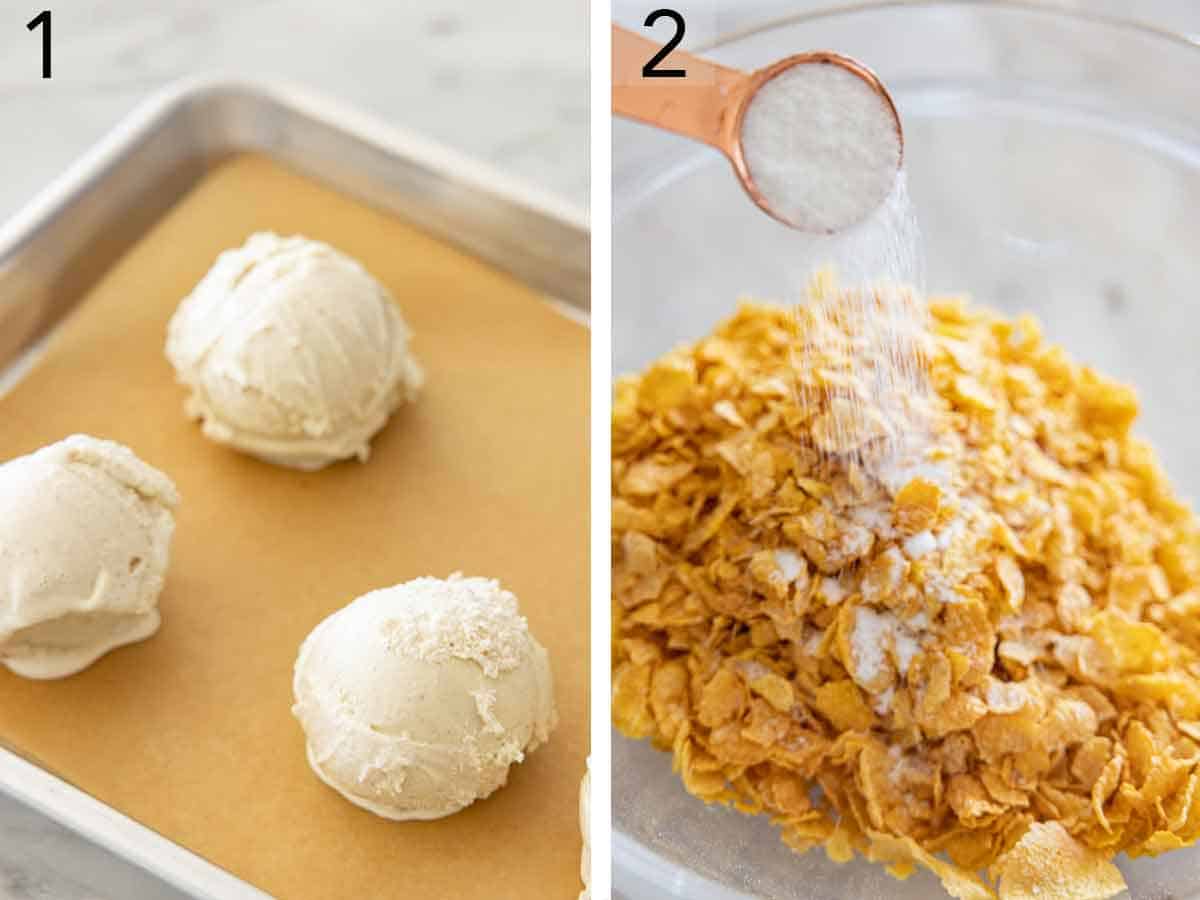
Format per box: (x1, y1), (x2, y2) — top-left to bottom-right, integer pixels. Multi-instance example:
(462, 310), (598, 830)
(612, 23), (903, 233)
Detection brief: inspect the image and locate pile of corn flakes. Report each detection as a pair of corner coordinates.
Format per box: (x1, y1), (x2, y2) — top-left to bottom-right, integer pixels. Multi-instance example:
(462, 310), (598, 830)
(612, 280), (1200, 899)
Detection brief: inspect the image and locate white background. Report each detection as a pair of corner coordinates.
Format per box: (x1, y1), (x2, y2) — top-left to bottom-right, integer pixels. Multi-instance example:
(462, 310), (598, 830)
(2, 1), (1200, 898)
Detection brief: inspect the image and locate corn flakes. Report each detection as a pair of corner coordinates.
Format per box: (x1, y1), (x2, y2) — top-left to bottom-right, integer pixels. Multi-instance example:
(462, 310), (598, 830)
(613, 283), (1200, 898)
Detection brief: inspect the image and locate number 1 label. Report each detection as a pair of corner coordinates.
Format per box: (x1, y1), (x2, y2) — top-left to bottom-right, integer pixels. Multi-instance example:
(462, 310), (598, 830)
(27, 10), (51, 79)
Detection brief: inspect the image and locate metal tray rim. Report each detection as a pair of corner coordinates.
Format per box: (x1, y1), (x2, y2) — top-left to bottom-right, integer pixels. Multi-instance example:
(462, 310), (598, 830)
(0, 74), (589, 275)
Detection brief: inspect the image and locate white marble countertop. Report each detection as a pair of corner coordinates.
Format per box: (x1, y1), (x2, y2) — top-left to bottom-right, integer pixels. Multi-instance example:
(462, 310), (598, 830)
(0, 0), (588, 223)
(0, 2), (584, 898)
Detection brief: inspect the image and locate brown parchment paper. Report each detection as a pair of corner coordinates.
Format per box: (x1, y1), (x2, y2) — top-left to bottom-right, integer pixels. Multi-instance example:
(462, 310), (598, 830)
(0, 155), (589, 899)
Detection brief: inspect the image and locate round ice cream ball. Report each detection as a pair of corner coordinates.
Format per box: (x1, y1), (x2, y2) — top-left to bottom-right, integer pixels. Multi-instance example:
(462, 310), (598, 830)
(579, 763), (591, 900)
(165, 232), (423, 470)
(292, 574), (557, 820)
(0, 435), (179, 679)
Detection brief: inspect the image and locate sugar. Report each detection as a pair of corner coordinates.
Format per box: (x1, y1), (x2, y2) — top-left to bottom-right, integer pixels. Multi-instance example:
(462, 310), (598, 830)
(877, 458), (948, 495)
(892, 628), (921, 676)
(850, 606), (891, 686)
(874, 685), (895, 715)
(851, 604), (929, 688)
(986, 680), (1029, 712)
(743, 53), (948, 558)
(787, 181), (931, 478)
(849, 501), (894, 537)
(902, 529), (936, 560)
(923, 570), (964, 605)
(773, 548), (806, 584)
(935, 517), (964, 550)
(819, 576), (846, 605)
(740, 62), (902, 234)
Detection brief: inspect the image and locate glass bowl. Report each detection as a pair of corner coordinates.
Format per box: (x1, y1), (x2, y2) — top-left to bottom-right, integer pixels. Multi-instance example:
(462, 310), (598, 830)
(612, 3), (1200, 898)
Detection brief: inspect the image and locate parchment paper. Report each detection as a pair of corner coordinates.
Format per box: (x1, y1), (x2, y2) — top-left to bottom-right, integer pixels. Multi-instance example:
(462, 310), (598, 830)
(0, 155), (589, 899)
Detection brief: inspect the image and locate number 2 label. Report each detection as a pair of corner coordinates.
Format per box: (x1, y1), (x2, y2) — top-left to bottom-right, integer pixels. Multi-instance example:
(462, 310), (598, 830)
(641, 9), (686, 79)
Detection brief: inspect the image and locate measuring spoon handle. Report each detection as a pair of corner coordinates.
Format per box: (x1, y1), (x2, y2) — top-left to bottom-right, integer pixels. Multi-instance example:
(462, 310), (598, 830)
(611, 24), (748, 156)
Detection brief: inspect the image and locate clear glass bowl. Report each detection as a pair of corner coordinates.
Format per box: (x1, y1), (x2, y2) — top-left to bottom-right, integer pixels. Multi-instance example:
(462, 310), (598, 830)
(612, 3), (1200, 898)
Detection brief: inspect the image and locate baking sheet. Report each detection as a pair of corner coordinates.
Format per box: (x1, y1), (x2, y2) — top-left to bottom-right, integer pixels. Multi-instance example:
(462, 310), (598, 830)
(0, 153), (588, 899)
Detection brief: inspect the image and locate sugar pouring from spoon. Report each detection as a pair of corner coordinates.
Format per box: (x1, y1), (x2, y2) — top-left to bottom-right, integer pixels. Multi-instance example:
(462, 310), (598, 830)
(612, 23), (904, 234)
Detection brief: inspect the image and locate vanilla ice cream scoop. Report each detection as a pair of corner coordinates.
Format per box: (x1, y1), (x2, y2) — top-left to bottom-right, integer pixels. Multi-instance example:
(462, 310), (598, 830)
(166, 233), (423, 470)
(579, 763), (591, 900)
(292, 574), (557, 820)
(0, 435), (179, 679)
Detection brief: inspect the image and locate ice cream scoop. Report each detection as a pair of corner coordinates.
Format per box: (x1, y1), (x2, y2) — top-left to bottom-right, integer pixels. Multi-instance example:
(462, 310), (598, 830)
(0, 435), (179, 678)
(166, 233), (423, 470)
(579, 763), (591, 900)
(292, 574), (557, 820)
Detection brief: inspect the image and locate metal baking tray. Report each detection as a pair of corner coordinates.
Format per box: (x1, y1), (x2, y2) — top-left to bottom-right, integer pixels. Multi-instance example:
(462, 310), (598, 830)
(0, 76), (588, 899)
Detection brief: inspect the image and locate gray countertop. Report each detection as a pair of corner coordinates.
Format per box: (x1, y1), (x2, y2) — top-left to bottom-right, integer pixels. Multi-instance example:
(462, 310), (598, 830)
(0, 1), (584, 898)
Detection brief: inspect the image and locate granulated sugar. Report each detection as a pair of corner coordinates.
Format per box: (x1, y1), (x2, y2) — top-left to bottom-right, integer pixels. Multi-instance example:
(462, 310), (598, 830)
(849, 605), (891, 685)
(739, 60), (902, 233)
(786, 172), (931, 477)
(772, 548), (807, 584)
(850, 604), (929, 692)
(901, 529), (936, 560)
